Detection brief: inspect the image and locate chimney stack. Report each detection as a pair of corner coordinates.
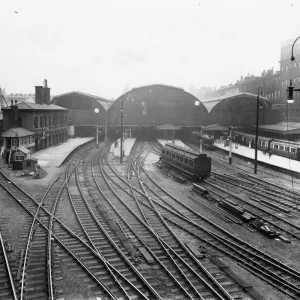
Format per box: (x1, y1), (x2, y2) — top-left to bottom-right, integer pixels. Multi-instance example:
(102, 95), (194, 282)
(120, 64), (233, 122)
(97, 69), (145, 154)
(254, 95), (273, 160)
(35, 86), (44, 104)
(43, 87), (51, 105)
(11, 99), (18, 127)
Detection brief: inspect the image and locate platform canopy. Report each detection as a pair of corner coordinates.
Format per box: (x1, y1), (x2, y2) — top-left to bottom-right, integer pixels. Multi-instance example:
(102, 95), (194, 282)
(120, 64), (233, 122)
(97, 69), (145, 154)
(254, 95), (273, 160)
(156, 123), (182, 131)
(258, 122), (300, 134)
(203, 124), (229, 131)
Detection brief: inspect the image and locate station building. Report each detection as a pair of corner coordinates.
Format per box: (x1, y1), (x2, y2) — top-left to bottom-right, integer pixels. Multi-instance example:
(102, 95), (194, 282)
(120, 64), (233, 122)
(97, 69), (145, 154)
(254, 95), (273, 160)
(1, 81), (68, 165)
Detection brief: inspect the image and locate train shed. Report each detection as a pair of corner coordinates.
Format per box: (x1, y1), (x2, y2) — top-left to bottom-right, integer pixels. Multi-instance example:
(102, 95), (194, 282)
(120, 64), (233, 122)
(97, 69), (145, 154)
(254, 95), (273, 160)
(107, 84), (208, 139)
(203, 92), (274, 127)
(51, 91), (112, 137)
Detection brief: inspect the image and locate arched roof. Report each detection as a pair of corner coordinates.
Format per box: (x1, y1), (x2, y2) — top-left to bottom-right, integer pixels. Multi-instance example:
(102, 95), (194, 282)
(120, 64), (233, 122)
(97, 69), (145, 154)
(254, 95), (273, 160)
(205, 93), (271, 126)
(51, 91), (112, 111)
(51, 91), (112, 126)
(107, 84), (208, 127)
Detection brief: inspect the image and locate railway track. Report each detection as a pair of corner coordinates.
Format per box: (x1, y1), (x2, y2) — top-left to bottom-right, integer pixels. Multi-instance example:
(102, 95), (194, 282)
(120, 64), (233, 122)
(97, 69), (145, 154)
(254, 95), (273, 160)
(180, 141), (300, 241)
(0, 228), (18, 300)
(67, 145), (162, 299)
(203, 173), (300, 241)
(0, 141), (122, 299)
(98, 141), (256, 300)
(126, 141), (300, 299)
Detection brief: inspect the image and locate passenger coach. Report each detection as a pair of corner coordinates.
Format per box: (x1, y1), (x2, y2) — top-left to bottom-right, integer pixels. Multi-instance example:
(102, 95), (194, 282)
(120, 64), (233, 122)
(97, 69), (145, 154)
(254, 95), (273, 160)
(161, 143), (211, 180)
(234, 131), (300, 160)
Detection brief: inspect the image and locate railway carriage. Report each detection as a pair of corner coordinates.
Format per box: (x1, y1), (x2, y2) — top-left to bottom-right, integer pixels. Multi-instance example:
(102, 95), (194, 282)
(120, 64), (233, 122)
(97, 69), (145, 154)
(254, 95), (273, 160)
(161, 143), (211, 180)
(234, 132), (300, 160)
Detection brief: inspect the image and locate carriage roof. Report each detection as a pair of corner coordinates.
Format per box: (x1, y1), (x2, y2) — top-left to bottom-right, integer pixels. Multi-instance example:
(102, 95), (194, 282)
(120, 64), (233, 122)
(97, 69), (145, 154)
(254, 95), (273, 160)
(162, 143), (206, 159)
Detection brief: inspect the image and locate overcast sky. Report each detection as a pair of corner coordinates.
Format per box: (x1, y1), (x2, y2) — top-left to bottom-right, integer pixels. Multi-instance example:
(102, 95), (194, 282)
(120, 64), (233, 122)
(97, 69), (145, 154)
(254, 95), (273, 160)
(1, 0), (299, 99)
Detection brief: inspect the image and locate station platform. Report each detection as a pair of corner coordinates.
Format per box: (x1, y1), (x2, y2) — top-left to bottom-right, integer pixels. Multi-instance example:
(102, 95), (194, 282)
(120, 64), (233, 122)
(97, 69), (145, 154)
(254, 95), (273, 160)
(110, 138), (136, 158)
(214, 141), (300, 173)
(31, 137), (94, 167)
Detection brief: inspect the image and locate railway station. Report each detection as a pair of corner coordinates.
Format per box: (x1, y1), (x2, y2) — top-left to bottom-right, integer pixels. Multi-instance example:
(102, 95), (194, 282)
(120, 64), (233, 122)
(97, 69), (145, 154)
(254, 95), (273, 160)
(1, 4), (300, 300)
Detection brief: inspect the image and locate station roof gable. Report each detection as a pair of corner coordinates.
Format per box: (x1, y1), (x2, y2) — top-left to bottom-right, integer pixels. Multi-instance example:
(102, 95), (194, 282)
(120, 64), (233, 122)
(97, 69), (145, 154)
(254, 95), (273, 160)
(202, 92), (269, 113)
(51, 91), (112, 111)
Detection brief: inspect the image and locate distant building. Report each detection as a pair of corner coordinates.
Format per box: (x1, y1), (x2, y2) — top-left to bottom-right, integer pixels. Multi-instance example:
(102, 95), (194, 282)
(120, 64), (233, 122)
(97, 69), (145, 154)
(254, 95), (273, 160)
(202, 38), (300, 123)
(1, 80), (68, 164)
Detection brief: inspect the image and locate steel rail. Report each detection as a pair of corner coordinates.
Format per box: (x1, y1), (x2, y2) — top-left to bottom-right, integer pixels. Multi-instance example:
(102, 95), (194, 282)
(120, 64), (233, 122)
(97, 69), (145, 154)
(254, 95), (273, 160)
(213, 171), (300, 211)
(72, 150), (156, 300)
(137, 164), (300, 298)
(0, 170), (119, 300)
(102, 146), (295, 277)
(130, 180), (300, 299)
(92, 147), (195, 300)
(102, 142), (235, 299)
(141, 163), (300, 278)
(132, 153), (234, 300)
(96, 145), (197, 299)
(0, 229), (18, 300)
(0, 142), (117, 300)
(205, 175), (300, 239)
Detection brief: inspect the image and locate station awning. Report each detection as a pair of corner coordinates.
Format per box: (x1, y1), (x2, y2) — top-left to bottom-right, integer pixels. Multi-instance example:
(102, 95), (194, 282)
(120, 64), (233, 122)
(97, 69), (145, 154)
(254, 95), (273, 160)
(258, 122), (300, 134)
(156, 123), (181, 130)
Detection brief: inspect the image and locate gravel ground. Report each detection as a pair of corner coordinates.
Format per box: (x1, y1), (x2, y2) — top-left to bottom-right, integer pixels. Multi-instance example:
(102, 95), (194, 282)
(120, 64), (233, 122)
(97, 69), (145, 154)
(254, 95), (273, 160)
(1, 164), (63, 199)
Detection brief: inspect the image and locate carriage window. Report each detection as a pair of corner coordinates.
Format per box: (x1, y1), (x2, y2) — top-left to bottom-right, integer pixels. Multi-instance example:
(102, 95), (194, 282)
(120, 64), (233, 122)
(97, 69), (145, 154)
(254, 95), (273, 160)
(285, 147), (290, 152)
(279, 146), (284, 150)
(274, 144), (278, 149)
(172, 153), (175, 158)
(176, 155), (179, 160)
(189, 160), (194, 167)
(291, 148), (297, 153)
(184, 158), (188, 164)
(15, 155), (24, 161)
(180, 156), (183, 162)
(265, 142), (268, 147)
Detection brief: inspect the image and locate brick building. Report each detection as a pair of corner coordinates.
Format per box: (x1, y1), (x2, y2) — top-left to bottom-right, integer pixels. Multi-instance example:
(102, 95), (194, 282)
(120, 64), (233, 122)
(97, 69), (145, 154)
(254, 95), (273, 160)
(1, 81), (68, 164)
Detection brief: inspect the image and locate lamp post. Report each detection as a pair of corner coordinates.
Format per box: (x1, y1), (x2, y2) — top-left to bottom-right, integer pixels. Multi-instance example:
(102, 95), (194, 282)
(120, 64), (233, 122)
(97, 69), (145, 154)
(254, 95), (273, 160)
(119, 93), (133, 164)
(104, 113), (108, 142)
(199, 126), (203, 153)
(94, 108), (100, 146)
(288, 36), (300, 104)
(194, 100), (203, 153)
(254, 87), (263, 174)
